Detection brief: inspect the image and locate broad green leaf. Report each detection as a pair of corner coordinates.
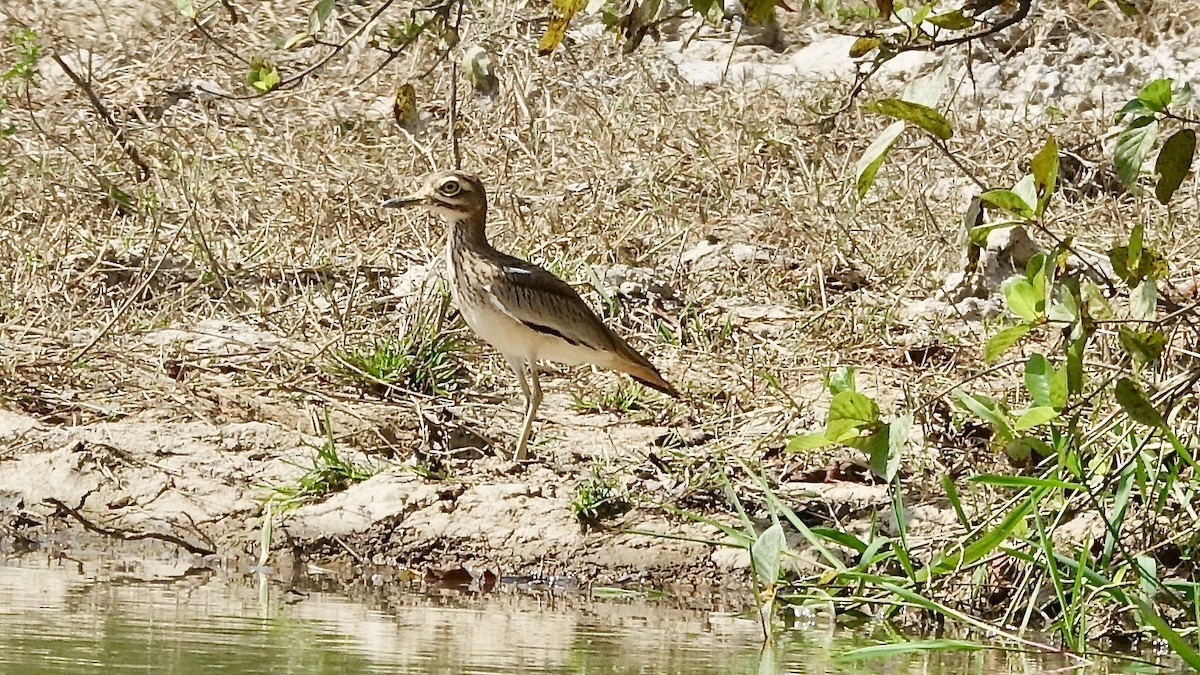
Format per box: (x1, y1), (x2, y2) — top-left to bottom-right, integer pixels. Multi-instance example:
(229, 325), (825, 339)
(1030, 136), (1059, 215)
(310, 0), (335, 33)
(1081, 280), (1115, 319)
(743, 0), (776, 25)
(1114, 116), (1159, 186)
(1014, 406), (1058, 430)
(1049, 363), (1069, 409)
(926, 9), (973, 29)
(827, 366), (856, 395)
(1001, 277), (1041, 322)
(1024, 353), (1053, 407)
(176, 0), (198, 19)
(868, 99), (953, 140)
(1154, 128), (1195, 205)
(1136, 78), (1173, 112)
(1115, 378), (1164, 427)
(979, 189), (1032, 218)
(1114, 98), (1155, 123)
(1130, 279), (1157, 321)
(856, 120), (906, 200)
(952, 391), (1013, 442)
(855, 428), (890, 476)
(247, 57), (281, 92)
(984, 323), (1031, 362)
(751, 523), (787, 585)
(1118, 327), (1166, 364)
(1012, 174), (1038, 216)
(1066, 336), (1085, 396)
(787, 431), (832, 451)
(828, 391), (880, 428)
(1005, 436), (1052, 462)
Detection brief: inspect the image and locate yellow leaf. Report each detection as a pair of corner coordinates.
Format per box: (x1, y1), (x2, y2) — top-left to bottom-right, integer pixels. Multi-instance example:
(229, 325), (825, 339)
(393, 83), (417, 127)
(538, 16), (572, 55)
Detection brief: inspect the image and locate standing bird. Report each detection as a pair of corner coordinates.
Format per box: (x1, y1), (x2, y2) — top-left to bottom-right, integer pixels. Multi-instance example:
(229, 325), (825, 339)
(382, 170), (680, 460)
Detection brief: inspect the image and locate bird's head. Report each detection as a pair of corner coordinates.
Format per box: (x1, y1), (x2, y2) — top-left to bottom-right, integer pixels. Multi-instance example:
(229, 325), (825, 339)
(382, 170), (487, 220)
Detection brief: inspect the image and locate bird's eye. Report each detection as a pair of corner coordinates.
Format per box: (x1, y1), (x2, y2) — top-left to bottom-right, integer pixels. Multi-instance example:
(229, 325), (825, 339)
(439, 179), (462, 197)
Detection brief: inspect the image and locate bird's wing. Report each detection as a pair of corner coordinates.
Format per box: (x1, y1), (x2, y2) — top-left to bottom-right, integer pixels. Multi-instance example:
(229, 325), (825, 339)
(486, 255), (680, 397)
(487, 255), (620, 354)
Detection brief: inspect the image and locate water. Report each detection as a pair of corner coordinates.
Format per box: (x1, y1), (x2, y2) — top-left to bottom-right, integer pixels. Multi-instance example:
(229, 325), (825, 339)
(0, 553), (1141, 674)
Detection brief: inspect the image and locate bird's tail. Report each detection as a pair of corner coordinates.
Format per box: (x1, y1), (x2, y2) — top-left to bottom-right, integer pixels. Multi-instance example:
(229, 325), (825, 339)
(609, 338), (681, 398)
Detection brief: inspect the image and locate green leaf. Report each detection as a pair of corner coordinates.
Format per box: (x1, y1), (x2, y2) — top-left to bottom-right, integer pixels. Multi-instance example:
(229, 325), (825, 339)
(856, 120), (906, 200)
(1130, 279), (1157, 321)
(979, 189), (1032, 218)
(751, 523), (786, 585)
(175, 0), (198, 19)
(1136, 78), (1173, 112)
(247, 57), (281, 92)
(868, 99), (953, 140)
(857, 428), (891, 477)
(1049, 363), (1069, 409)
(1114, 116), (1159, 186)
(926, 9), (974, 29)
(1081, 280), (1115, 320)
(743, 0), (776, 24)
(1014, 406), (1058, 430)
(1001, 277), (1041, 322)
(1023, 353), (1053, 407)
(1005, 436), (1052, 463)
(787, 431), (832, 451)
(1118, 327), (1166, 364)
(1114, 98), (1155, 123)
(1115, 378), (1164, 427)
(827, 366), (856, 395)
(984, 324), (1031, 362)
(1154, 128), (1195, 205)
(310, 0), (336, 33)
(1129, 595), (1200, 670)
(1012, 174), (1038, 216)
(1066, 336), (1085, 396)
(952, 391), (1013, 443)
(1031, 136), (1059, 215)
(827, 391), (880, 429)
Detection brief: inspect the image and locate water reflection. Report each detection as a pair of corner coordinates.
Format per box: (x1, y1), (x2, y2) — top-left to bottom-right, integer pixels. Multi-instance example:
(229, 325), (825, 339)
(0, 553), (1135, 674)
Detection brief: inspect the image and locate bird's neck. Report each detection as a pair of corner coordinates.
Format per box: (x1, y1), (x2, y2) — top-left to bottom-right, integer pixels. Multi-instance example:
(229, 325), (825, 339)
(445, 209), (491, 260)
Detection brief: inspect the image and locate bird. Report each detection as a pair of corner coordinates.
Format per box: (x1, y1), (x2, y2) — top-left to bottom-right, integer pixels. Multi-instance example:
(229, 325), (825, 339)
(382, 170), (680, 461)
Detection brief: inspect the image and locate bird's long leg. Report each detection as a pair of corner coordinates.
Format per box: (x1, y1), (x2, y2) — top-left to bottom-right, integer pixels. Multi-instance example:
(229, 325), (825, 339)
(513, 362), (542, 461)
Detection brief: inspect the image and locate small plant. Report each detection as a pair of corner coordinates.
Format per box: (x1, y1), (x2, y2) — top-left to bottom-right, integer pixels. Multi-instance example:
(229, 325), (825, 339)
(331, 292), (464, 396)
(571, 379), (647, 414)
(268, 410), (375, 510)
(572, 464), (631, 522)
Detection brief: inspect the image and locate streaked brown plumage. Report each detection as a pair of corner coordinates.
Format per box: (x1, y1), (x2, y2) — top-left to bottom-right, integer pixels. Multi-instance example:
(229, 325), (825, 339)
(383, 170), (679, 460)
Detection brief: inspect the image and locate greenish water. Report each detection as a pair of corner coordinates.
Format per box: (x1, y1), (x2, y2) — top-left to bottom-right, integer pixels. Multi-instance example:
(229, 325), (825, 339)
(0, 553), (1138, 674)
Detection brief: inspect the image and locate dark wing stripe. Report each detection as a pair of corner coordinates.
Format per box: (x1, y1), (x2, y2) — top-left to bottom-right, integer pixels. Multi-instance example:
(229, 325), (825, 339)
(521, 320), (583, 347)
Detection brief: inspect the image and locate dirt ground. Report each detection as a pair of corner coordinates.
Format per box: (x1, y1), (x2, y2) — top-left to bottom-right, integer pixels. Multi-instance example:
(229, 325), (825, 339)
(2, 0), (1198, 597)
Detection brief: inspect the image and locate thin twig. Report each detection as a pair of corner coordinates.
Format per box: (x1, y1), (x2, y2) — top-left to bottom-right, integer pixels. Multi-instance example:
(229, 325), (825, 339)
(45, 498), (216, 556)
(51, 53), (152, 181)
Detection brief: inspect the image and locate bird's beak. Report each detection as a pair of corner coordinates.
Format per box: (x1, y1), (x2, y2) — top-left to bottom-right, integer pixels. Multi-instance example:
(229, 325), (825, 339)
(381, 193), (428, 208)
